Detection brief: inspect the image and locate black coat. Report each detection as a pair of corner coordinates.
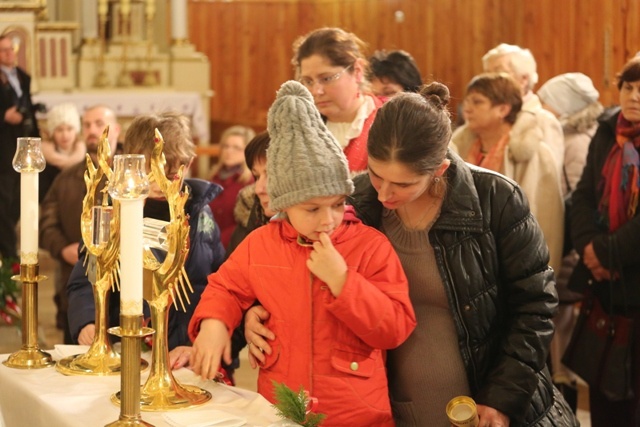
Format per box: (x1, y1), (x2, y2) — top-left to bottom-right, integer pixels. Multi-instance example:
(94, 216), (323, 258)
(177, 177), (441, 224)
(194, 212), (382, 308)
(570, 106), (640, 310)
(0, 66), (39, 172)
(349, 151), (577, 426)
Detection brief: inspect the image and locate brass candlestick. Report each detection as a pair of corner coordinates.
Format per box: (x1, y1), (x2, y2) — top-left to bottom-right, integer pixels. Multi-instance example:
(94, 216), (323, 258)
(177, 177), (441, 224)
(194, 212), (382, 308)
(107, 153), (153, 427)
(4, 137), (53, 370)
(107, 315), (155, 427)
(3, 264), (54, 369)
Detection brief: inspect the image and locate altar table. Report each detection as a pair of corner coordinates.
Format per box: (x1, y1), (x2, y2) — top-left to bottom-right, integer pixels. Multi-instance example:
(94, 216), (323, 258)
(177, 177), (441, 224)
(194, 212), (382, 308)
(0, 346), (281, 427)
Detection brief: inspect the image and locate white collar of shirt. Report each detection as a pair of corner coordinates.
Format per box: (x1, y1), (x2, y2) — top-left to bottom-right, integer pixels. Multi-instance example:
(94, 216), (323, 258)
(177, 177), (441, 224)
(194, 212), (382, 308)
(1, 65), (22, 98)
(326, 95), (375, 149)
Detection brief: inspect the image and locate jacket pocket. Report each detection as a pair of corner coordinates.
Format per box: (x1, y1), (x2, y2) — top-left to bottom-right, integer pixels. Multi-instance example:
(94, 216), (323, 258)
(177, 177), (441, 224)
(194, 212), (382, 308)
(330, 348), (377, 378)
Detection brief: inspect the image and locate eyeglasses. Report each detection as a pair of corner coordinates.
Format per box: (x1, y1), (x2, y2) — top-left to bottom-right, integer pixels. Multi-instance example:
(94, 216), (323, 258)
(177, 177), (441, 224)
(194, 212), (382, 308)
(298, 64), (353, 89)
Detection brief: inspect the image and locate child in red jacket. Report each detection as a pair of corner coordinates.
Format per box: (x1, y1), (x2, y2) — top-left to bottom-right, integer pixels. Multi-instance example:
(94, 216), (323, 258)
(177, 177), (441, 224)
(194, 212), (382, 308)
(188, 81), (416, 426)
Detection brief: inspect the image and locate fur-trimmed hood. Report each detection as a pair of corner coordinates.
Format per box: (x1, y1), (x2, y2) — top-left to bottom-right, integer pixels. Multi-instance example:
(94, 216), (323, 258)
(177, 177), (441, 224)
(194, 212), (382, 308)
(560, 101), (604, 135)
(451, 110), (543, 164)
(233, 184), (257, 227)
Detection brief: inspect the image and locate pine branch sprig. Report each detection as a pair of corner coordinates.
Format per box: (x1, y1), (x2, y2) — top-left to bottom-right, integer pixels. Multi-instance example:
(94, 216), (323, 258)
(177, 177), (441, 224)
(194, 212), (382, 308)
(271, 381), (326, 427)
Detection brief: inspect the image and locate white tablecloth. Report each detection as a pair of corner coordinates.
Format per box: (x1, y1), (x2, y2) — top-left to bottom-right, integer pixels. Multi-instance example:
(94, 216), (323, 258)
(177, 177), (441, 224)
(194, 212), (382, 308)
(0, 346), (281, 427)
(33, 89), (210, 143)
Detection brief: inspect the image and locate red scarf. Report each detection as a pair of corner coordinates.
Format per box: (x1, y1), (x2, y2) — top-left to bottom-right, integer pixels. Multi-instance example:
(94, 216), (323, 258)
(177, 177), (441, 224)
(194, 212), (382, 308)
(599, 114), (640, 231)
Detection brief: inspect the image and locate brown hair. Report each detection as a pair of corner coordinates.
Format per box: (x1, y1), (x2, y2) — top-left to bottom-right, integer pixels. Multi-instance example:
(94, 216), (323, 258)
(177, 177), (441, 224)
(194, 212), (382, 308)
(123, 112), (194, 175)
(292, 27), (370, 91)
(244, 131), (271, 172)
(466, 72), (522, 125)
(368, 82), (452, 181)
(617, 56), (640, 90)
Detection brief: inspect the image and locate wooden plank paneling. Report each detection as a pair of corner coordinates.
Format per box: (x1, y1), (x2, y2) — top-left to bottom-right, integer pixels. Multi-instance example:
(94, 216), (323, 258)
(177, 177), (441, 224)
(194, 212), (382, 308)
(189, 0), (640, 137)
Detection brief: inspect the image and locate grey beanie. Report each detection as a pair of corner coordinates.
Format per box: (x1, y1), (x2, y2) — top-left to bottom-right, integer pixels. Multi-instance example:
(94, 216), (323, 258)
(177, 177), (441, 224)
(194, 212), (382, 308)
(266, 80), (354, 211)
(538, 73), (599, 118)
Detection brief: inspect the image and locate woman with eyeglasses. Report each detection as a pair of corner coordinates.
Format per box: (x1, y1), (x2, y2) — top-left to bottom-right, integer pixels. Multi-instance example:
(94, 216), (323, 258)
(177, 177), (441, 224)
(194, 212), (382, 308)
(293, 27), (385, 173)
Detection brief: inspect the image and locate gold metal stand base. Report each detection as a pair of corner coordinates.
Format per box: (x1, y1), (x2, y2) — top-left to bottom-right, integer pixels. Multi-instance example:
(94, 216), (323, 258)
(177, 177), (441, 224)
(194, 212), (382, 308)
(56, 351), (148, 376)
(112, 383), (211, 411)
(2, 348), (55, 369)
(105, 417), (154, 427)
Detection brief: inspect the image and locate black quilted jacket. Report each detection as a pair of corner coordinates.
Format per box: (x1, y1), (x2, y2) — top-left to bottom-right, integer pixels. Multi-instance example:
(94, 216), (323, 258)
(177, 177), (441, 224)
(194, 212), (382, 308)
(349, 151), (577, 426)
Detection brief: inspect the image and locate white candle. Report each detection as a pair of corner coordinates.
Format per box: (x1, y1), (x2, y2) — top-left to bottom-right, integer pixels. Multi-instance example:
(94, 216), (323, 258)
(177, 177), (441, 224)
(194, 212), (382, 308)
(20, 172), (39, 265)
(119, 199), (144, 315)
(170, 0), (187, 41)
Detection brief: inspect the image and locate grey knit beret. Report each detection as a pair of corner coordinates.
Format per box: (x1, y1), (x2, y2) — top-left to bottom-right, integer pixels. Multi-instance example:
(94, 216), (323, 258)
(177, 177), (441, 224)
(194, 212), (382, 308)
(266, 81), (354, 211)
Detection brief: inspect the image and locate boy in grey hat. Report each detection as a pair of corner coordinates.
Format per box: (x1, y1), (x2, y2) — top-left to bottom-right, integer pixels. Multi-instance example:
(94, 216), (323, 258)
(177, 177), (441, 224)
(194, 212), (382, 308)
(187, 81), (416, 426)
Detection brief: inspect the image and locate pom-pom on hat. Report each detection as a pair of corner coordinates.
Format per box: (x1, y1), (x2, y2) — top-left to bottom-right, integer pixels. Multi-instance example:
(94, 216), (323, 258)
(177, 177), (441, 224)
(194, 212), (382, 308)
(266, 81), (354, 211)
(538, 73), (599, 118)
(47, 102), (81, 136)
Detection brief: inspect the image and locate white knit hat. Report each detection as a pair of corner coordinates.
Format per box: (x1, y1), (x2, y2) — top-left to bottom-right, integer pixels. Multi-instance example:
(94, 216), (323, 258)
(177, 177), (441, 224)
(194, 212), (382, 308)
(537, 73), (599, 118)
(47, 103), (80, 135)
(266, 80), (354, 211)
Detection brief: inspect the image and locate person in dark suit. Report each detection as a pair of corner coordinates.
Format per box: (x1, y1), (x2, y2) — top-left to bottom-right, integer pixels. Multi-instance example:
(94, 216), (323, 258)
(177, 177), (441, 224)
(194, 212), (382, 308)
(0, 34), (39, 259)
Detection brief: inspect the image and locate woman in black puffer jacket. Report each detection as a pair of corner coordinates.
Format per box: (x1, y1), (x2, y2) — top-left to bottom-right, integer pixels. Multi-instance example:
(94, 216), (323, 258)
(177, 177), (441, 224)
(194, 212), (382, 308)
(348, 83), (577, 426)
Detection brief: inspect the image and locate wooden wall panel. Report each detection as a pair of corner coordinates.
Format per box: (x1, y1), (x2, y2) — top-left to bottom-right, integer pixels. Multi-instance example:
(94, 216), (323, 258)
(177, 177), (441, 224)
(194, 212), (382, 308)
(189, 0), (640, 139)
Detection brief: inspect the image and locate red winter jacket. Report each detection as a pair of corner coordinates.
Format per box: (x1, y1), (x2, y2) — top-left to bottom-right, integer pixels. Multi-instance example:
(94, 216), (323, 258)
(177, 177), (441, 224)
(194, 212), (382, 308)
(189, 211), (416, 426)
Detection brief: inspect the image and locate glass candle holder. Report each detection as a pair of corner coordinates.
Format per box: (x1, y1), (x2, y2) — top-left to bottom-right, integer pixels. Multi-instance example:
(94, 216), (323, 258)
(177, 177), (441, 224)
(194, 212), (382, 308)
(12, 137), (45, 173)
(108, 155), (149, 200)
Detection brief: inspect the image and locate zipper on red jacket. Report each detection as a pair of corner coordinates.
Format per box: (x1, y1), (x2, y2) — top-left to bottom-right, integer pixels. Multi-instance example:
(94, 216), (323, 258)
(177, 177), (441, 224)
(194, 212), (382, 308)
(309, 270), (314, 397)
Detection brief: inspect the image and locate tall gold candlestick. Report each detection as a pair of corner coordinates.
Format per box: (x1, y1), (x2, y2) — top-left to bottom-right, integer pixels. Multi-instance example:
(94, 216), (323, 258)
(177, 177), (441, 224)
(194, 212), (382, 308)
(3, 138), (54, 369)
(106, 154), (153, 426)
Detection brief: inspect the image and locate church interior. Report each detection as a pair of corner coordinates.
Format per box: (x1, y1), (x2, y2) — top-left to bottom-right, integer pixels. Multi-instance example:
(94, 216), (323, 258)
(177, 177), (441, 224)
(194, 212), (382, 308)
(2, 0), (640, 426)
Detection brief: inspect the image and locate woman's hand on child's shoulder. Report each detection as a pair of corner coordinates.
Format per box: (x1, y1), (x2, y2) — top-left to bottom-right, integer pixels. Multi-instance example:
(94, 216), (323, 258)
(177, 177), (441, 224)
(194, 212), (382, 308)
(306, 232), (347, 297)
(244, 305), (275, 369)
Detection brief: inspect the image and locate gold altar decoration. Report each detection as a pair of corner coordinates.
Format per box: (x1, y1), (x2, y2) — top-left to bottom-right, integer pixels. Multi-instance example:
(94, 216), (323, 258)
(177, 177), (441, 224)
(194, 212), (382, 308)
(3, 138), (54, 370)
(142, 0), (158, 87)
(120, 129), (210, 410)
(94, 0), (110, 87)
(117, 0), (134, 87)
(57, 128), (148, 375)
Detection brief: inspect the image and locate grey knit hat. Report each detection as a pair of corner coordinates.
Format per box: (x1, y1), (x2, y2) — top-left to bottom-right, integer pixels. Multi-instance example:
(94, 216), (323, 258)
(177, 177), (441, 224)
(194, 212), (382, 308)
(266, 81), (354, 211)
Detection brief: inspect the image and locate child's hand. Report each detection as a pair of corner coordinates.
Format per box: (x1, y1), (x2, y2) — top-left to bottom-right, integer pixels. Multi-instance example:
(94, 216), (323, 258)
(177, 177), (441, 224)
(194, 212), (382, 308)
(169, 346), (192, 370)
(189, 319), (232, 380)
(306, 232), (347, 297)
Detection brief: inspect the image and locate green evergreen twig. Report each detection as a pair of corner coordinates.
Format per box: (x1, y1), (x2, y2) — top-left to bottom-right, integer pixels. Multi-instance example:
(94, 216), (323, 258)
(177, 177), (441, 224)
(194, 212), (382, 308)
(271, 381), (326, 427)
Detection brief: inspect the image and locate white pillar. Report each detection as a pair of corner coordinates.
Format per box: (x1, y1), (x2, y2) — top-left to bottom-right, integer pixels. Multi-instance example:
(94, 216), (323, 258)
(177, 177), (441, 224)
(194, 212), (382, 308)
(82, 0), (99, 41)
(170, 0), (188, 42)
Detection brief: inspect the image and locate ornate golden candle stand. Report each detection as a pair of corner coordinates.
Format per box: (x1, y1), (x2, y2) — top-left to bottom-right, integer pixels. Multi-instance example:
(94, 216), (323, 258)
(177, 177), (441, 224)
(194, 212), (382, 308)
(107, 315), (155, 427)
(56, 255), (128, 375)
(136, 277), (211, 411)
(114, 129), (211, 410)
(3, 264), (54, 369)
